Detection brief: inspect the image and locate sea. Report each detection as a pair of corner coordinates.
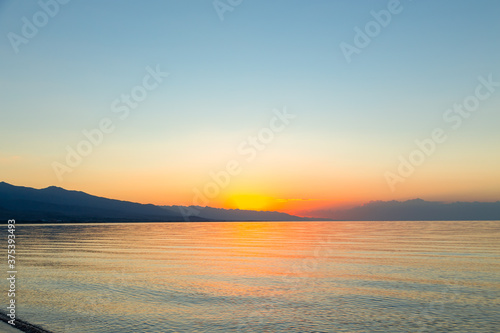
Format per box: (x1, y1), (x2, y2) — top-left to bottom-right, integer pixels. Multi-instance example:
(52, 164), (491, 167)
(1, 221), (499, 332)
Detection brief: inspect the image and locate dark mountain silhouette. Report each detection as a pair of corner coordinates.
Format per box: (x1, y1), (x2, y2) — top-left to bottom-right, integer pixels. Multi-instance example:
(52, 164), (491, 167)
(0, 182), (204, 222)
(163, 205), (316, 221)
(1, 182), (499, 222)
(311, 198), (500, 221)
(0, 182), (309, 222)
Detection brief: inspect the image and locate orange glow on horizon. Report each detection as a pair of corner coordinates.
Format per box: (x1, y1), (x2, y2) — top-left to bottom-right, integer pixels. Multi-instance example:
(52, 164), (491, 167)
(226, 194), (275, 211)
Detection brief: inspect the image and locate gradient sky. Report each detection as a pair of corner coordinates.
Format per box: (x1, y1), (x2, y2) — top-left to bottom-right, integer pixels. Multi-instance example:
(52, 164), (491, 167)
(1, 0), (499, 216)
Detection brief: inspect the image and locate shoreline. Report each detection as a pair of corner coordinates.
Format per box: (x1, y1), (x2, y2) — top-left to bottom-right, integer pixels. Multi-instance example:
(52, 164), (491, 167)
(0, 313), (52, 333)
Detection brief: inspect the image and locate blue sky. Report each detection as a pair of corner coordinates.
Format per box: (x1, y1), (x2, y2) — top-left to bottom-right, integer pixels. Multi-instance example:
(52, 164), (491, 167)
(1, 0), (499, 213)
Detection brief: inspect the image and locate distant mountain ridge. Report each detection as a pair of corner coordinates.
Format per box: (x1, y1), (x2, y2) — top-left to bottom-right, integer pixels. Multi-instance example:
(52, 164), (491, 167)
(0, 182), (309, 222)
(163, 205), (315, 221)
(312, 198), (500, 221)
(1, 182), (499, 222)
(0, 182), (197, 222)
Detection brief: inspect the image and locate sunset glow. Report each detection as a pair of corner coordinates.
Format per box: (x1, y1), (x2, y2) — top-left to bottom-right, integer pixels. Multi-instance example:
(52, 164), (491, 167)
(1, 1), (499, 217)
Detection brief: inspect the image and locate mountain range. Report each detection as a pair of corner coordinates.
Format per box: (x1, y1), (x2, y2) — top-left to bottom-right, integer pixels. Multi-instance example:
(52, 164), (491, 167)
(0, 182), (309, 222)
(1, 182), (499, 222)
(311, 199), (500, 221)
(163, 205), (312, 222)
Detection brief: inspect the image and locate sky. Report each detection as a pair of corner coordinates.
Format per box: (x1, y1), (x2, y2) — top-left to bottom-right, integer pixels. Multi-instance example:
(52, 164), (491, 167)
(1, 0), (499, 217)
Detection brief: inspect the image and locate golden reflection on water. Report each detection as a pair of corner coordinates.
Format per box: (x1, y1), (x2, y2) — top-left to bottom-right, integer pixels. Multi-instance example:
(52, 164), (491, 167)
(6, 221), (500, 332)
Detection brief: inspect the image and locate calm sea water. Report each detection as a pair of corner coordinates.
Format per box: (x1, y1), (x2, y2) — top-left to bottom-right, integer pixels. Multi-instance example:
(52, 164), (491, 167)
(2, 221), (500, 332)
